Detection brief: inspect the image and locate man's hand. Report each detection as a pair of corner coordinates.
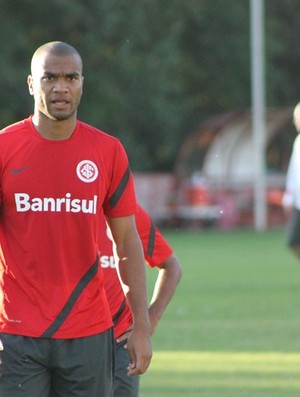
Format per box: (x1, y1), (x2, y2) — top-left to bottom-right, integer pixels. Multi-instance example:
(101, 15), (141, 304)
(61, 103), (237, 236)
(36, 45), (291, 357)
(125, 327), (152, 376)
(116, 327), (132, 346)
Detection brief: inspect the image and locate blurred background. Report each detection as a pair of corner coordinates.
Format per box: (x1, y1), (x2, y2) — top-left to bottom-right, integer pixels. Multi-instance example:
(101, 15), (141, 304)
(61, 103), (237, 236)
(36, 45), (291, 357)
(1, 0), (299, 230)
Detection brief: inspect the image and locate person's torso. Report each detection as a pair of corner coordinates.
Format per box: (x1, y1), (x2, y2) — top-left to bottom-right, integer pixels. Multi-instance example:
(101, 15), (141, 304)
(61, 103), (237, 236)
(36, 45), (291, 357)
(0, 117), (136, 338)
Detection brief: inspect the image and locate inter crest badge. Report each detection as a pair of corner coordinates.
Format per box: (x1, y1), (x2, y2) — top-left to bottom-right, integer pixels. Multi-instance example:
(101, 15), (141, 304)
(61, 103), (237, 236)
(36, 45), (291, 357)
(76, 160), (98, 183)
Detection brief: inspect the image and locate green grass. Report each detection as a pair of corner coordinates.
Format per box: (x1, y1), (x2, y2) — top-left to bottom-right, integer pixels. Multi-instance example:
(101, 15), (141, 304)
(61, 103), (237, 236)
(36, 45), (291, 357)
(140, 228), (300, 396)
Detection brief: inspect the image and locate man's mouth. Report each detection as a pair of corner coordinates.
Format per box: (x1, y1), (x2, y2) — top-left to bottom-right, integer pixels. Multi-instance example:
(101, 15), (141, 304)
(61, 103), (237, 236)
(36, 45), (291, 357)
(51, 99), (70, 109)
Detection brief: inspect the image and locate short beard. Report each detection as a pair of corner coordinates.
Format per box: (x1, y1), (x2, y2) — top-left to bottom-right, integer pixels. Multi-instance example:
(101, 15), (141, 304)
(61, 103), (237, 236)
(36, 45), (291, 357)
(47, 108), (77, 121)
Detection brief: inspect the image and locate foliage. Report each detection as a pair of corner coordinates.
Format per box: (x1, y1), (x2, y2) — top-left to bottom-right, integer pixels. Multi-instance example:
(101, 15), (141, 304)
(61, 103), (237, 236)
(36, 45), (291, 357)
(0, 0), (299, 170)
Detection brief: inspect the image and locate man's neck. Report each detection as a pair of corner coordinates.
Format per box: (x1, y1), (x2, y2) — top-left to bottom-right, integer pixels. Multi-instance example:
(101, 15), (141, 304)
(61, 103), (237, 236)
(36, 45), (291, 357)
(32, 113), (77, 140)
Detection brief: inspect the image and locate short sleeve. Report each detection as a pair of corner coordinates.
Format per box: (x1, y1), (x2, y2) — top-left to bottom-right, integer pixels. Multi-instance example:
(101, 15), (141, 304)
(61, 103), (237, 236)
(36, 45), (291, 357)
(103, 141), (137, 218)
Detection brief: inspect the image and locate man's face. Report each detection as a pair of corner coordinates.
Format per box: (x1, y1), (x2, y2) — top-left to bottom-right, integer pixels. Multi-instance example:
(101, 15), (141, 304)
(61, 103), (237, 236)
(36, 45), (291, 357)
(28, 53), (84, 122)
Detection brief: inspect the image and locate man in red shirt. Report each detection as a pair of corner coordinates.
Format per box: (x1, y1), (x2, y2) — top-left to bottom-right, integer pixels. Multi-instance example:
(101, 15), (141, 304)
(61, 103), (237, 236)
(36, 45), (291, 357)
(100, 204), (182, 396)
(0, 41), (152, 397)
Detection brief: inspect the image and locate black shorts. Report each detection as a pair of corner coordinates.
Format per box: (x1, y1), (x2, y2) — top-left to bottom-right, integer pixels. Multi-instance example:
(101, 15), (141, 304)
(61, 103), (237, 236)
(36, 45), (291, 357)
(0, 329), (114, 397)
(286, 208), (300, 247)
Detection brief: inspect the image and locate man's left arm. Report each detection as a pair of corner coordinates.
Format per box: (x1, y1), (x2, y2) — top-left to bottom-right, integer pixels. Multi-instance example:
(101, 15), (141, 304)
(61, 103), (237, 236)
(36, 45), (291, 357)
(106, 215), (152, 376)
(148, 254), (182, 335)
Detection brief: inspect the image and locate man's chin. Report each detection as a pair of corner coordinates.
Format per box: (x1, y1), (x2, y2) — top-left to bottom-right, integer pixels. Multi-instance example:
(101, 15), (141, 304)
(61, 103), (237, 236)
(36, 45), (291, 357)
(49, 111), (75, 121)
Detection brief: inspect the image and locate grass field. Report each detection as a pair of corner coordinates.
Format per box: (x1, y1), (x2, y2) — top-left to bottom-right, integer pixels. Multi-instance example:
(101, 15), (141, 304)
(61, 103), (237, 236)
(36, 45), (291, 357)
(140, 227), (300, 396)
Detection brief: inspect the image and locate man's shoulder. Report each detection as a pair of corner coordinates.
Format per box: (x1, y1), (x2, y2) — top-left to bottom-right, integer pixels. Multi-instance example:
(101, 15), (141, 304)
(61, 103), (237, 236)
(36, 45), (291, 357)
(0, 118), (28, 137)
(78, 120), (120, 144)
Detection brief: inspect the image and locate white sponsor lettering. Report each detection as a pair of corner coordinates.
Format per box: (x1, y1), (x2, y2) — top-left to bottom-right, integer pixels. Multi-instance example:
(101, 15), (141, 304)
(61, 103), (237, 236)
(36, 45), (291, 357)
(100, 255), (117, 269)
(7, 317), (22, 323)
(15, 193), (98, 214)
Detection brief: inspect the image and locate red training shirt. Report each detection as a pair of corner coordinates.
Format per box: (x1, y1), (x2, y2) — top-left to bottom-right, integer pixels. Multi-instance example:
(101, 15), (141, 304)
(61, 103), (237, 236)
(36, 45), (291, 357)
(100, 204), (173, 339)
(0, 116), (136, 338)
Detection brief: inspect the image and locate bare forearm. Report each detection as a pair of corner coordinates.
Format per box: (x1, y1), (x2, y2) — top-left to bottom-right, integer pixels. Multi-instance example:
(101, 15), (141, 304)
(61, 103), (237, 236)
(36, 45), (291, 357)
(117, 238), (150, 328)
(148, 255), (182, 333)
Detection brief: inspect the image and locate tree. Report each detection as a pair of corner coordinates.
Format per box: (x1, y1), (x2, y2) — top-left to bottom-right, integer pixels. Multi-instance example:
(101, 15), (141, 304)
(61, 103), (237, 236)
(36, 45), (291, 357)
(0, 0), (299, 171)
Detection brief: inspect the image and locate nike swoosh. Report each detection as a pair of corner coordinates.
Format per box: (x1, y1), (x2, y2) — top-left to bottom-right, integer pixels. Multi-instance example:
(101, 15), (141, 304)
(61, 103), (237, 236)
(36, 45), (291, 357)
(12, 167), (28, 175)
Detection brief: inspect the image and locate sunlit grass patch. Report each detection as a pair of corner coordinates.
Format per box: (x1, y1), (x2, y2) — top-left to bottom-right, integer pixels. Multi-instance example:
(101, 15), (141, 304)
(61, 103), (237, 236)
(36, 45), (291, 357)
(141, 351), (300, 397)
(141, 229), (300, 396)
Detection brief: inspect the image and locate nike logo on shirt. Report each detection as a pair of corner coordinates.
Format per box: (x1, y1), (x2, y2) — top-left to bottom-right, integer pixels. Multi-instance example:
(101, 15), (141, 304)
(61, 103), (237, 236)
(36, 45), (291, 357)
(12, 167), (28, 175)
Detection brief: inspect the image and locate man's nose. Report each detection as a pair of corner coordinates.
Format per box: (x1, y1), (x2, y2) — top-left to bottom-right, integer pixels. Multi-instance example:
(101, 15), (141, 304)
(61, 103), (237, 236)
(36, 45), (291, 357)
(53, 78), (69, 92)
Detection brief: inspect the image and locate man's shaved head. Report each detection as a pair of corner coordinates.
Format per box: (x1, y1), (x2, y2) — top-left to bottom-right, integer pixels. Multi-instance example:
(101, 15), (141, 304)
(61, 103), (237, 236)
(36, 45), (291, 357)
(28, 41), (84, 129)
(294, 103), (300, 133)
(31, 41), (83, 75)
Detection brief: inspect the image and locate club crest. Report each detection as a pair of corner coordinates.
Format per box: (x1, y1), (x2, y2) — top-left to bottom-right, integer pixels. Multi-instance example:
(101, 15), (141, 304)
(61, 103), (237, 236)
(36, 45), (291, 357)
(76, 160), (98, 183)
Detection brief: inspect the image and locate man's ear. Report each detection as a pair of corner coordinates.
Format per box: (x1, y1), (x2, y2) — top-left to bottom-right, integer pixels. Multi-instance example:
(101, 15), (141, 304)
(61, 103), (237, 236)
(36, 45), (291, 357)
(27, 75), (34, 96)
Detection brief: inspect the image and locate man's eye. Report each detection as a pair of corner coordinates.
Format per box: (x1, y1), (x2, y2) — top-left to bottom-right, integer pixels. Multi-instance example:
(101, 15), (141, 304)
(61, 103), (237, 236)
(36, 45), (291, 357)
(42, 76), (54, 81)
